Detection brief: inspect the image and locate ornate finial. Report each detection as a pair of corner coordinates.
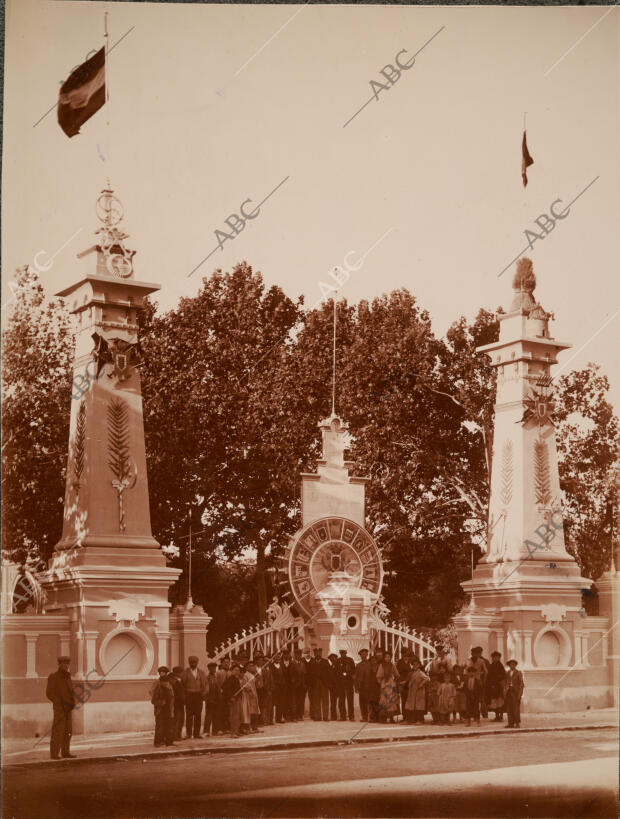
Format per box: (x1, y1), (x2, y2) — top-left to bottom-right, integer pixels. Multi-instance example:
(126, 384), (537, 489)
(94, 185), (135, 279)
(510, 258), (537, 312)
(513, 258), (536, 292)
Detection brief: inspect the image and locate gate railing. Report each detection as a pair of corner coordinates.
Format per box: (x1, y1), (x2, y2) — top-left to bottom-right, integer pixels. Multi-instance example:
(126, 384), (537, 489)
(370, 619), (437, 664)
(210, 620), (304, 662)
(210, 617), (437, 664)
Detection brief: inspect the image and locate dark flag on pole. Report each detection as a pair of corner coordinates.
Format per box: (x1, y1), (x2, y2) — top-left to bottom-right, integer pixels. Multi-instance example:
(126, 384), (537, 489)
(58, 47), (105, 138)
(522, 130), (534, 187)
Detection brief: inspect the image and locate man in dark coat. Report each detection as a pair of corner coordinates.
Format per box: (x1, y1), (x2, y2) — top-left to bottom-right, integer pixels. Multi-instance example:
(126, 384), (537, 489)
(150, 666), (175, 747)
(308, 648), (330, 720)
(327, 653), (343, 720)
(337, 649), (356, 720)
(271, 653), (286, 723)
(367, 649), (384, 722)
(354, 648), (373, 721)
(168, 666), (185, 740)
(203, 661), (222, 736)
(46, 656), (76, 759)
(486, 651), (506, 722)
(281, 650), (300, 721)
(503, 659), (524, 728)
(293, 649), (308, 720)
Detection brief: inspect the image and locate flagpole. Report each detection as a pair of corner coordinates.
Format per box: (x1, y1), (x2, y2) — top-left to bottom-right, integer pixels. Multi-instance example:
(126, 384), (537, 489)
(104, 11), (110, 173)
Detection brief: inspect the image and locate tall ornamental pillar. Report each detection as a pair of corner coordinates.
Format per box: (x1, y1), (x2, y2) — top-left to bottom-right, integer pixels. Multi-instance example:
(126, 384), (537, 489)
(455, 259), (614, 711)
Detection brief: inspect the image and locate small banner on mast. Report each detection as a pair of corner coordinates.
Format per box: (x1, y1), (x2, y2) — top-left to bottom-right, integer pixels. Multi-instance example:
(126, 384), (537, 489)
(57, 47), (106, 138)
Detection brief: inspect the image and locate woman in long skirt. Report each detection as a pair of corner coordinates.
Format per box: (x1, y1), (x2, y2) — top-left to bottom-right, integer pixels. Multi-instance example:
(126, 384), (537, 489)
(376, 651), (400, 723)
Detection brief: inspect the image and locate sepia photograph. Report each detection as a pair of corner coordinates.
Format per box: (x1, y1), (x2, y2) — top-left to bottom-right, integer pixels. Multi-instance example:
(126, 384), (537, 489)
(1, 0), (619, 817)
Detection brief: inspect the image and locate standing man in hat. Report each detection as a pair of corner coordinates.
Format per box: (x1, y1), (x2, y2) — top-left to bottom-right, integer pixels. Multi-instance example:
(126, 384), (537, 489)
(337, 649), (356, 721)
(203, 661), (222, 736)
(182, 655), (207, 738)
(46, 656), (77, 759)
(503, 659), (524, 728)
(327, 653), (343, 720)
(150, 666), (175, 747)
(309, 647), (330, 721)
(168, 666), (186, 740)
(467, 646), (489, 717)
(486, 651), (506, 722)
(354, 648), (373, 721)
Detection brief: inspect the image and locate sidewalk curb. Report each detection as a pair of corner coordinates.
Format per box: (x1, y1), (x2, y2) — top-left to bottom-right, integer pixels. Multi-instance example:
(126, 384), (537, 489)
(3, 723), (616, 772)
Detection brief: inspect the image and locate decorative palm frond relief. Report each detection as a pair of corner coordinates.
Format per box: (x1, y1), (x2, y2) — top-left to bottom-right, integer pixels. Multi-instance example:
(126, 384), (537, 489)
(534, 438), (553, 508)
(500, 440), (513, 508)
(107, 398), (138, 532)
(72, 401), (87, 495)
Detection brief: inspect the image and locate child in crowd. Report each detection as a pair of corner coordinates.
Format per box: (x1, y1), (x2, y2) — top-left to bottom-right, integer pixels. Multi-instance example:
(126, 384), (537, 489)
(437, 671), (456, 724)
(452, 664), (467, 723)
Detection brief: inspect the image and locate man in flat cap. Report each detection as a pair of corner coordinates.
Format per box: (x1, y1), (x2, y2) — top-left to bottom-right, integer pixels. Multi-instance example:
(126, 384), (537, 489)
(203, 661), (222, 737)
(150, 666), (175, 747)
(46, 656), (76, 759)
(503, 659), (524, 728)
(182, 655), (207, 738)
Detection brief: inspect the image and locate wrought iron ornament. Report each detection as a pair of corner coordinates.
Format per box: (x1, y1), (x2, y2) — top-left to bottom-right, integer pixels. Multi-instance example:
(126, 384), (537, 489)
(95, 186), (135, 279)
(286, 516), (383, 618)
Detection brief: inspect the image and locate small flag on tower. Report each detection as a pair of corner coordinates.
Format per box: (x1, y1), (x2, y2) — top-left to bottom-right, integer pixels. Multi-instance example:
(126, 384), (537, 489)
(521, 130), (534, 187)
(57, 47), (106, 138)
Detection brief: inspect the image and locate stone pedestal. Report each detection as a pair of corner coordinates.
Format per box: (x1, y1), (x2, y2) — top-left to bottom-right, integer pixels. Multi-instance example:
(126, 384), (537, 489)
(596, 571), (620, 707)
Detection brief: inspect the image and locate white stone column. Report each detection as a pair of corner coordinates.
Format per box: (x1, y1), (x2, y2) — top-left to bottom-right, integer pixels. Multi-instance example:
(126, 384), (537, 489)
(493, 630), (505, 657)
(60, 632), (71, 658)
(156, 631), (170, 668)
(580, 632), (589, 666)
(25, 633), (39, 678)
(84, 631), (99, 674)
(522, 630), (533, 668)
(513, 631), (523, 664)
(573, 630), (582, 666)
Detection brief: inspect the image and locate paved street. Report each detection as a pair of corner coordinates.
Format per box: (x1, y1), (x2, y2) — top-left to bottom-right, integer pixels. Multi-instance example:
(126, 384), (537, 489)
(3, 727), (617, 818)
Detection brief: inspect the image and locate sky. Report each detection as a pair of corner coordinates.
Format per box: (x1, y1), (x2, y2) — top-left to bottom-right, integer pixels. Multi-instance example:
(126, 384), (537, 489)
(3, 1), (619, 408)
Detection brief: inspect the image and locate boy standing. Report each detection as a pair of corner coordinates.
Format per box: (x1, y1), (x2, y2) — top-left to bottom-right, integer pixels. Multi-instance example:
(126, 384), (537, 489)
(151, 666), (175, 747)
(503, 659), (524, 728)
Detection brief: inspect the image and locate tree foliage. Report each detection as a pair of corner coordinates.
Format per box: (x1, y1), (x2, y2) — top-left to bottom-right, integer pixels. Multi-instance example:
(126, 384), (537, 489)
(2, 261), (618, 638)
(2, 266), (73, 564)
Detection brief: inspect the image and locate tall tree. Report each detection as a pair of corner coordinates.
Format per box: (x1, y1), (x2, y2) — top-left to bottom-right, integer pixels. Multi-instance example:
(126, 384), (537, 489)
(2, 266), (73, 565)
(140, 262), (304, 621)
(554, 364), (620, 580)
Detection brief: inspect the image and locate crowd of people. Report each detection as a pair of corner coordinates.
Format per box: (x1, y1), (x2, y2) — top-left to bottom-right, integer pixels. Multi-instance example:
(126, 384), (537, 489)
(149, 645), (525, 747)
